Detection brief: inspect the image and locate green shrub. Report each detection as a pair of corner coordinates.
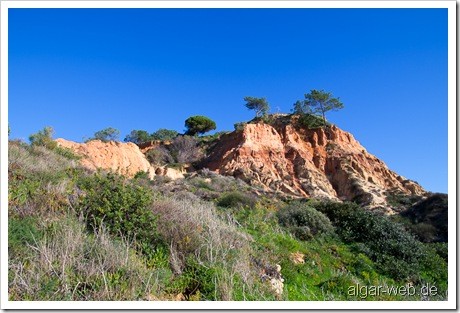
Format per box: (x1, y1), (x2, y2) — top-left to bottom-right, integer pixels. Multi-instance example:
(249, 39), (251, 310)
(78, 172), (159, 256)
(27, 127), (80, 161)
(191, 178), (214, 191)
(8, 175), (41, 208)
(277, 202), (334, 240)
(234, 122), (247, 131)
(312, 201), (426, 280)
(427, 242), (448, 262)
(124, 130), (153, 144)
(386, 192), (422, 209)
(407, 222), (438, 243)
(166, 257), (219, 300)
(399, 193), (448, 243)
(297, 114), (325, 129)
(29, 126), (58, 150)
(217, 191), (256, 209)
(87, 127), (120, 142)
(9, 216), (44, 259)
(151, 128), (179, 141)
(133, 170), (150, 180)
(54, 146), (81, 160)
(184, 115), (216, 136)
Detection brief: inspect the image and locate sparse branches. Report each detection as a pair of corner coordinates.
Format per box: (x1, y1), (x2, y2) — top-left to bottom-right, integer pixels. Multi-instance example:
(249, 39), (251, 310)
(170, 136), (203, 164)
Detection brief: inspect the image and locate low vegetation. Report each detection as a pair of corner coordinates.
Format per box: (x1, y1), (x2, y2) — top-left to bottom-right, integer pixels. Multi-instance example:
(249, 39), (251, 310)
(8, 124), (448, 301)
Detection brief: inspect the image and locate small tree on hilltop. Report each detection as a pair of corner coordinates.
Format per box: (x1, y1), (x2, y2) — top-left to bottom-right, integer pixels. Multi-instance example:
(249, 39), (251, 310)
(90, 127), (120, 142)
(184, 116), (216, 136)
(29, 126), (57, 149)
(244, 96), (270, 118)
(124, 130), (153, 144)
(294, 90), (344, 127)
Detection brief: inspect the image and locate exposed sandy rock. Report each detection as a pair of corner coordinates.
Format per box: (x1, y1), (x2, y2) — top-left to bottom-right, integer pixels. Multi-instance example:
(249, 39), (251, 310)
(259, 263), (284, 298)
(55, 139), (183, 180)
(154, 166), (185, 180)
(137, 140), (172, 154)
(290, 252), (305, 264)
(201, 116), (425, 209)
(56, 139), (155, 179)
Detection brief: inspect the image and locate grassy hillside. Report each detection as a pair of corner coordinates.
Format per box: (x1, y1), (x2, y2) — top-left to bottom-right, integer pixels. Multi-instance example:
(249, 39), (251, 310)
(8, 140), (448, 301)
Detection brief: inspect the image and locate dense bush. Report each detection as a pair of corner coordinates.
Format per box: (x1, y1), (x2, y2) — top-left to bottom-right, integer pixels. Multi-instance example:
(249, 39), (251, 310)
(399, 193), (448, 243)
(29, 126), (58, 150)
(386, 192), (422, 210)
(124, 129), (179, 144)
(151, 128), (179, 141)
(217, 191), (256, 209)
(78, 172), (160, 255)
(297, 114), (325, 129)
(133, 170), (150, 180)
(184, 115), (216, 136)
(277, 202), (334, 240)
(124, 130), (153, 144)
(311, 201), (429, 280)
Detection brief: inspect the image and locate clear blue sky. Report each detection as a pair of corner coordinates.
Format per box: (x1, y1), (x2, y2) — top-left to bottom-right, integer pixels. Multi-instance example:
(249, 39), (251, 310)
(8, 8), (447, 193)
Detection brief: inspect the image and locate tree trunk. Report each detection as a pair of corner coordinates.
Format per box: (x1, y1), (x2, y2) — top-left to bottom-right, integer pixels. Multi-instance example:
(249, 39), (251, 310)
(320, 103), (329, 138)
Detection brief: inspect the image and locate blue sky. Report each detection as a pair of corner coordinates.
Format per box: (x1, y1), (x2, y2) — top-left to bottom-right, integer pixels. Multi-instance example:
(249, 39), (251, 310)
(8, 8), (447, 193)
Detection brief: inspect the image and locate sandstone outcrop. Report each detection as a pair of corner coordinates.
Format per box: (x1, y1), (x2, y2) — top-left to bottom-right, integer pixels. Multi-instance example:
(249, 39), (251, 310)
(201, 115), (425, 209)
(55, 139), (184, 180)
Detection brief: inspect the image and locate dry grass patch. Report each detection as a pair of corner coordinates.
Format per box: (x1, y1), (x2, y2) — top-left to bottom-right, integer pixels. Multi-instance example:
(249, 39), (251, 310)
(8, 215), (162, 301)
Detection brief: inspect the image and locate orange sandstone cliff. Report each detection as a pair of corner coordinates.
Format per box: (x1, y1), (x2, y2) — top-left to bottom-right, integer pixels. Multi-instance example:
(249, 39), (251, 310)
(56, 115), (425, 210)
(55, 139), (184, 180)
(200, 116), (425, 209)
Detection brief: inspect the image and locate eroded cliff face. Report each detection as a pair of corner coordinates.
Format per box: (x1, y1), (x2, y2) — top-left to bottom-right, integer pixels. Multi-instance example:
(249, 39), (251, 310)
(55, 139), (184, 180)
(202, 116), (424, 209)
(55, 116), (425, 210)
